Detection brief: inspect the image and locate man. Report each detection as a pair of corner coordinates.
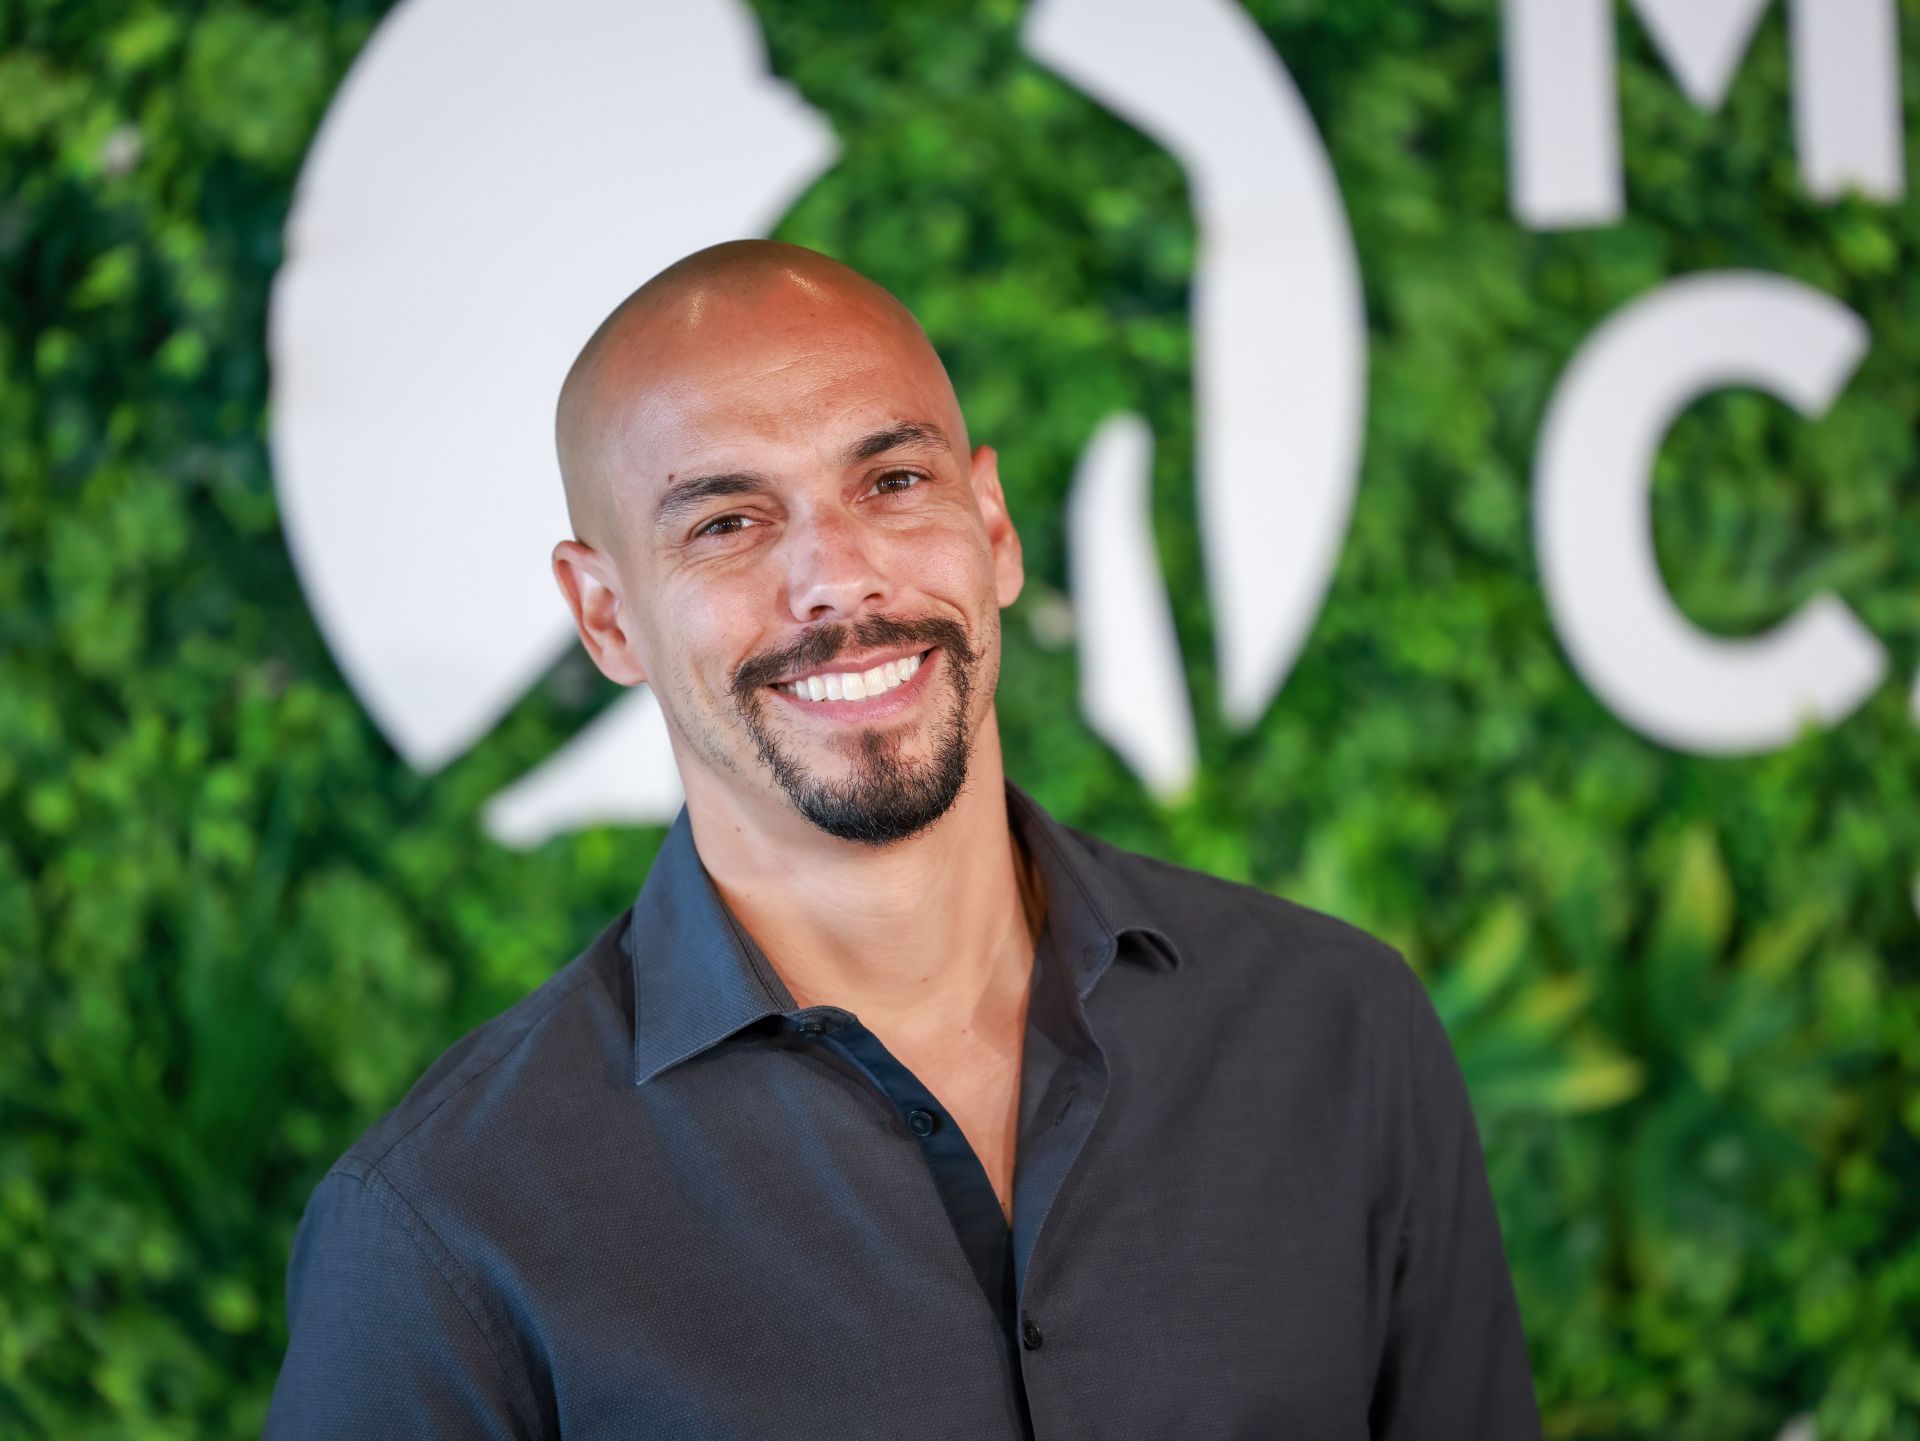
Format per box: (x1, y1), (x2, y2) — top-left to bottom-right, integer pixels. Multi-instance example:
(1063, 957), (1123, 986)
(265, 240), (1541, 1439)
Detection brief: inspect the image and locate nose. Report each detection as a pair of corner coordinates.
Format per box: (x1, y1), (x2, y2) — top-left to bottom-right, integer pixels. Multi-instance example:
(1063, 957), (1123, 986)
(781, 503), (889, 625)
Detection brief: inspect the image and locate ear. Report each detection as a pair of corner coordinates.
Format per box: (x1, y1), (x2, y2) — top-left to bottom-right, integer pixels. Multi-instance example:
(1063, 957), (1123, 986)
(970, 443), (1024, 609)
(552, 539), (649, 686)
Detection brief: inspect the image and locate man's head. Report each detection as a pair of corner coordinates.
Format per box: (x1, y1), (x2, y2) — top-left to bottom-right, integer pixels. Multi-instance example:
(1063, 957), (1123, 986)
(551, 240), (1024, 846)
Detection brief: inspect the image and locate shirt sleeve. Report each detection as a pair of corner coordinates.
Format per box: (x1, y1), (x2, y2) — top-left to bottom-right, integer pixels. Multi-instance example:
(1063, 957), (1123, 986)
(1369, 961), (1544, 1440)
(264, 1166), (538, 1440)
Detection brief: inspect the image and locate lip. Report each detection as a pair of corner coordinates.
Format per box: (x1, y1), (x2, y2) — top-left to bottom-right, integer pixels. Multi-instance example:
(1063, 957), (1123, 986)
(767, 646), (938, 723)
(770, 642), (931, 687)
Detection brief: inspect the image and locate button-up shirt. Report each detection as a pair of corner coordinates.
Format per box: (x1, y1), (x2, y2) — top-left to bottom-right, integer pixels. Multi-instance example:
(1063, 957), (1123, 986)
(265, 780), (1542, 1439)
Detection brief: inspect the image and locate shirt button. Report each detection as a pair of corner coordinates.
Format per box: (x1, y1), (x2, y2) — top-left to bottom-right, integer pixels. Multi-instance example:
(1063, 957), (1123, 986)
(906, 1108), (938, 1137)
(1020, 1315), (1044, 1351)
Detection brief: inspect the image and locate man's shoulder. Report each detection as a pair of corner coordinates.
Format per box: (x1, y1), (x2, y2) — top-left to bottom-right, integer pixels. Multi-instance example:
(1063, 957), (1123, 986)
(1062, 817), (1413, 1006)
(331, 908), (634, 1185)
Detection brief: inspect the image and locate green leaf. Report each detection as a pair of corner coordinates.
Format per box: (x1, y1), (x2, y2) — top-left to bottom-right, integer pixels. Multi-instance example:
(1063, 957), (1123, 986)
(1429, 896), (1529, 1029)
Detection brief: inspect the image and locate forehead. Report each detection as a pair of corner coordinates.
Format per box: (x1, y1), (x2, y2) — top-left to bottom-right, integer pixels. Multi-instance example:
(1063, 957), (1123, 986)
(608, 302), (961, 477)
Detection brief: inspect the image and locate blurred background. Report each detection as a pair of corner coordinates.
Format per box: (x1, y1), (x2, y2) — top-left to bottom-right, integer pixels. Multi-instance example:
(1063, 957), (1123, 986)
(4, 0), (1919, 1436)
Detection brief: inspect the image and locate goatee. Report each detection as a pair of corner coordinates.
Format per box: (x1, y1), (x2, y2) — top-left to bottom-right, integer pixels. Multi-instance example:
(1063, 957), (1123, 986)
(731, 613), (979, 846)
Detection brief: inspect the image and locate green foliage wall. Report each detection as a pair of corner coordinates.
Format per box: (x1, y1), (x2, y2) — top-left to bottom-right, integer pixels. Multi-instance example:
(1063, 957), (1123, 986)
(3, 1), (1918, 1437)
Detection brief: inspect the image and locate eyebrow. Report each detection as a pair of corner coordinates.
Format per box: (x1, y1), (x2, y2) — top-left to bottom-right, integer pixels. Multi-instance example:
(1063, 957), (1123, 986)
(651, 422), (953, 533)
(844, 421), (951, 464)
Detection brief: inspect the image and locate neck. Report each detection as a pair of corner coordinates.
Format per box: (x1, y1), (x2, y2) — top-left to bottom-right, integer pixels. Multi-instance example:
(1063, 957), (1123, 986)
(680, 718), (1036, 1049)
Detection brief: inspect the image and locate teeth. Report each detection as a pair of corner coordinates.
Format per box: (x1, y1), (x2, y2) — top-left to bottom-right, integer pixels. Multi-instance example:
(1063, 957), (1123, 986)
(781, 650), (925, 703)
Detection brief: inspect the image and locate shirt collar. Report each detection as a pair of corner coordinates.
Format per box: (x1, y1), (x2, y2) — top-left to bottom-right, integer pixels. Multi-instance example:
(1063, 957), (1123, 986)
(627, 778), (1183, 1087)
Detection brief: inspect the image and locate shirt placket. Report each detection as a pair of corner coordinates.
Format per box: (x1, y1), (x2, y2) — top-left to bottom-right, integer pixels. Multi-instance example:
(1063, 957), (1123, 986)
(795, 1010), (1020, 1334)
(1006, 934), (1115, 1436)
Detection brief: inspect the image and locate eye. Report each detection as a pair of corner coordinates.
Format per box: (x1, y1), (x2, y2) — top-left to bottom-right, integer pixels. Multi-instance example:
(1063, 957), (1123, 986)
(694, 513), (760, 539)
(871, 469), (927, 496)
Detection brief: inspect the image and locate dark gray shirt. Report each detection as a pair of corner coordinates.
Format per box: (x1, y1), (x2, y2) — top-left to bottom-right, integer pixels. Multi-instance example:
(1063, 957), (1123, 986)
(265, 780), (1542, 1439)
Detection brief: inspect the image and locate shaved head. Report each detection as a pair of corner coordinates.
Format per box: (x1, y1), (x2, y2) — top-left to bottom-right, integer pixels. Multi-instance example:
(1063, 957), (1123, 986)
(555, 240), (964, 550)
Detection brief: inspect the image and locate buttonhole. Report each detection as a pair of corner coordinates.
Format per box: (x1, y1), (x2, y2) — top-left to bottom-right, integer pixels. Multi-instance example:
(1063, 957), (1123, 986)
(1052, 1087), (1078, 1129)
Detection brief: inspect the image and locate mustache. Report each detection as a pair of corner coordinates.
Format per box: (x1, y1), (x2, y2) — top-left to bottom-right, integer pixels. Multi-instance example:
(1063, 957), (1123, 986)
(732, 614), (974, 699)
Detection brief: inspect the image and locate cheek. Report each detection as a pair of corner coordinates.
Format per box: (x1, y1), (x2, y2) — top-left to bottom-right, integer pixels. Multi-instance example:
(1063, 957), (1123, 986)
(644, 577), (769, 696)
(882, 520), (996, 607)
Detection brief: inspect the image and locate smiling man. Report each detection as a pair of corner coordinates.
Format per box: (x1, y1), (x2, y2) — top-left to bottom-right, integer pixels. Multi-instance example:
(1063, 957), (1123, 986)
(265, 241), (1542, 1439)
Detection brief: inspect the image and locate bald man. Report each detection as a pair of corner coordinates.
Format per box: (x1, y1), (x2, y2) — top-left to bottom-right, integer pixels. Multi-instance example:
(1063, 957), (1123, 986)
(266, 241), (1541, 1440)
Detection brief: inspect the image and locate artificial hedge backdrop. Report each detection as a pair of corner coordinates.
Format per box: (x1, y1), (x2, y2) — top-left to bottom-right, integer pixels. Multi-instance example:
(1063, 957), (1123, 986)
(4, 0), (1920, 1436)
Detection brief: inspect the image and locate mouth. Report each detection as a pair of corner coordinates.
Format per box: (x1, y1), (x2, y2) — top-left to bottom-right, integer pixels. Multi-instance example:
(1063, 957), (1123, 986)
(766, 646), (938, 719)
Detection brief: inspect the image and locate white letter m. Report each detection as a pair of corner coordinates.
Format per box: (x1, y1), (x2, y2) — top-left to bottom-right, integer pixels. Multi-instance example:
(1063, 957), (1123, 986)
(1504, 0), (1904, 230)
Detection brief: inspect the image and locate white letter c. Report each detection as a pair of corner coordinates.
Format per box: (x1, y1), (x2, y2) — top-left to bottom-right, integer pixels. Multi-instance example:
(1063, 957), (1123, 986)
(1535, 271), (1880, 753)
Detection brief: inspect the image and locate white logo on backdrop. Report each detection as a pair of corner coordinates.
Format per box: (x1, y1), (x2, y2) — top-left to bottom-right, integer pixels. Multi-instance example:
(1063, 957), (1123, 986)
(270, 0), (1909, 940)
(268, 0), (1366, 842)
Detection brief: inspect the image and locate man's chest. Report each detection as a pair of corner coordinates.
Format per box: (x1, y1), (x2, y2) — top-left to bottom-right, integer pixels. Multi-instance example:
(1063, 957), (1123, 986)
(468, 997), (1384, 1440)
